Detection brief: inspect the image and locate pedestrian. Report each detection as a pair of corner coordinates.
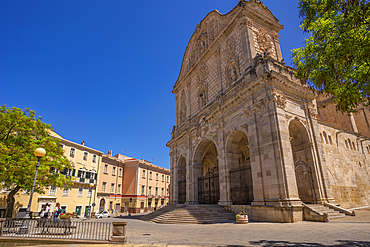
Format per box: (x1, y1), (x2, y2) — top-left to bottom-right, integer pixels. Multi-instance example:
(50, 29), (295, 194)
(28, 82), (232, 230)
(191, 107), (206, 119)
(44, 203), (50, 219)
(53, 202), (61, 224)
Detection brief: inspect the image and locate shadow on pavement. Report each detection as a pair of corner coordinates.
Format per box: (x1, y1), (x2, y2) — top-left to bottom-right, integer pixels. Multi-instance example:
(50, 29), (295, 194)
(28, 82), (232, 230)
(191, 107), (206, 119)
(248, 240), (370, 246)
(115, 215), (144, 220)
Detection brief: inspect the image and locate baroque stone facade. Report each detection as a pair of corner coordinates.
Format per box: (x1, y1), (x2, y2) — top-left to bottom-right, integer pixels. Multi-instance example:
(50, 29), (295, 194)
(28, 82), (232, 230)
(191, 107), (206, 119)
(167, 0), (370, 222)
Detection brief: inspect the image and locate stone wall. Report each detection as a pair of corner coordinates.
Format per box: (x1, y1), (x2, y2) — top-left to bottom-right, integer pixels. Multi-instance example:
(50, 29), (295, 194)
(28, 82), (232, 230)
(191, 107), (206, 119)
(318, 121), (370, 208)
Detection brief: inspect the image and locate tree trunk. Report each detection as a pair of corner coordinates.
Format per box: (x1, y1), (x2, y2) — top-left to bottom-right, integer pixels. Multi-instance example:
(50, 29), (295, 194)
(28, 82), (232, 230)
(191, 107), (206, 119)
(5, 186), (21, 218)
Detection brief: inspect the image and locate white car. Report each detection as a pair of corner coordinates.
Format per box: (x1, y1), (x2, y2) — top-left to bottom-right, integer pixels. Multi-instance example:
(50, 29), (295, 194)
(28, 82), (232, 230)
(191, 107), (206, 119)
(95, 211), (110, 219)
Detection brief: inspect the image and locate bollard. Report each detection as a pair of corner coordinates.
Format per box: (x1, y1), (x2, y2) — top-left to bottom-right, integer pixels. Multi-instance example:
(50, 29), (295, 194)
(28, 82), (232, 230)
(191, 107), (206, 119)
(110, 221), (127, 243)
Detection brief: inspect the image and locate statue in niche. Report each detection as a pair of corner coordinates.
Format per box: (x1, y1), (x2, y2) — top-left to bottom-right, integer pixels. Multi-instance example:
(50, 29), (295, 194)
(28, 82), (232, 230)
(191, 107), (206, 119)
(225, 58), (240, 87)
(199, 89), (207, 109)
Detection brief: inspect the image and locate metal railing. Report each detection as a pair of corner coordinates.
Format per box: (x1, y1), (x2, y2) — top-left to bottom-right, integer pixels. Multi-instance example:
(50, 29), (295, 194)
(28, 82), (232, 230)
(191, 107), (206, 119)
(0, 219), (111, 241)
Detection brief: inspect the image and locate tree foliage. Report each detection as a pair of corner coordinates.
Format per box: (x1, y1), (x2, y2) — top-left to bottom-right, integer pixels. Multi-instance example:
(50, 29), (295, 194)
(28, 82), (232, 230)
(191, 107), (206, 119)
(292, 0), (370, 112)
(0, 105), (72, 217)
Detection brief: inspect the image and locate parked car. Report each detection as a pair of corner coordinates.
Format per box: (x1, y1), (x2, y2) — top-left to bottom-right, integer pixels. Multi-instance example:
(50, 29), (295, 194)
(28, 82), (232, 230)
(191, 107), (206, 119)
(95, 211), (110, 219)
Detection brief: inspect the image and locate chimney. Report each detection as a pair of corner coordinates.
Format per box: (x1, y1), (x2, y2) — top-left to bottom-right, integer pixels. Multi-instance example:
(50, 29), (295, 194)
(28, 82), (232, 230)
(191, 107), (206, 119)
(81, 141), (85, 146)
(108, 150), (112, 156)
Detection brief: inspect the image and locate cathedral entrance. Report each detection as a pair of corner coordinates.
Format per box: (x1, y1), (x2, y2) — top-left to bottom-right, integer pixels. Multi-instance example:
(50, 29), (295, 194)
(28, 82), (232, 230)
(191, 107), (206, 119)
(226, 131), (253, 205)
(289, 120), (316, 204)
(178, 157), (186, 204)
(194, 140), (220, 204)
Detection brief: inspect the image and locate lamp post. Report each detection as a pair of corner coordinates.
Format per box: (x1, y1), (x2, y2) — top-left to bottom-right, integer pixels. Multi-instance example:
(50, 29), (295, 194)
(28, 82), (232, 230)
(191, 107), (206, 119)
(26, 148), (46, 218)
(88, 183), (94, 218)
(19, 148), (46, 234)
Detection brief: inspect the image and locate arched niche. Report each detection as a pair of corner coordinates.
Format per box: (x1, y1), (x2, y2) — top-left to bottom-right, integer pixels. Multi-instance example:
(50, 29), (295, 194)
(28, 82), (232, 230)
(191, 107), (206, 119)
(289, 119), (316, 204)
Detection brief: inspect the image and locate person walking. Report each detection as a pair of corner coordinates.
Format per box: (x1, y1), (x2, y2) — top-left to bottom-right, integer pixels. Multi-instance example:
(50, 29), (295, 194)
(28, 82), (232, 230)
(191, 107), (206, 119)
(44, 203), (50, 219)
(53, 202), (61, 224)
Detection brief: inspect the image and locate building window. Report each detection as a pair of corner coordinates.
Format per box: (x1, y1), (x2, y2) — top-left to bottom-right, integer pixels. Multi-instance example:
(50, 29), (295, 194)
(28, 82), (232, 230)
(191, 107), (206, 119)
(87, 187), (93, 198)
(155, 187), (158, 195)
(328, 135), (333, 145)
(323, 131), (328, 144)
(104, 164), (108, 174)
(167, 176), (170, 183)
(345, 140), (349, 149)
(119, 168), (123, 177)
(69, 148), (75, 158)
(112, 167), (116, 176)
(92, 154), (97, 163)
(117, 184), (121, 194)
(111, 183), (115, 193)
(49, 185), (56, 195)
(161, 188), (164, 196)
(60, 144), (65, 150)
(352, 142), (356, 151)
(62, 187), (69, 196)
(77, 187), (83, 197)
(142, 170), (146, 178)
(149, 171), (152, 180)
(149, 186), (152, 196)
(156, 173), (159, 181)
(102, 182), (107, 192)
(166, 189), (169, 196)
(162, 175), (165, 182)
(141, 185), (145, 195)
(83, 152), (88, 161)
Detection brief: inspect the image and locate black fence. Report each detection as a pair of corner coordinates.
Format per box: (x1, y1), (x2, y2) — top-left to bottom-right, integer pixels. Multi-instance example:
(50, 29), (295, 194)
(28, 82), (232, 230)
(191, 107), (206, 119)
(198, 173), (219, 204)
(229, 166), (253, 205)
(0, 218), (111, 241)
(178, 180), (186, 204)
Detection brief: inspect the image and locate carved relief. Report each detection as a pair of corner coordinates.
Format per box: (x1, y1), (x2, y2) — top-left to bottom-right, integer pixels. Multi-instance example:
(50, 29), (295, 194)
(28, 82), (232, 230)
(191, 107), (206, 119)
(197, 116), (209, 138)
(224, 37), (240, 87)
(179, 90), (187, 124)
(272, 93), (287, 109)
(305, 105), (317, 119)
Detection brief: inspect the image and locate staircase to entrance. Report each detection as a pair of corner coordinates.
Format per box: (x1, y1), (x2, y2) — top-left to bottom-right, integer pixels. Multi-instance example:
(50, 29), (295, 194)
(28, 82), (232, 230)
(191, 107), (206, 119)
(140, 204), (235, 224)
(305, 204), (346, 221)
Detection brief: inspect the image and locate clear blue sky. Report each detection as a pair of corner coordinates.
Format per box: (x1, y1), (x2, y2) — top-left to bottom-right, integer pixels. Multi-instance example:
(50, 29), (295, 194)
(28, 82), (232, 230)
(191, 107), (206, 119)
(0, 1), (307, 169)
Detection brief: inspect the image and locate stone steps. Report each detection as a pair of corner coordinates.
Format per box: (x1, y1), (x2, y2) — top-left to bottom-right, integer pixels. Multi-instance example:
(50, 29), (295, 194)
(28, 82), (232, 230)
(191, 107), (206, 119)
(140, 204), (236, 224)
(306, 204), (346, 219)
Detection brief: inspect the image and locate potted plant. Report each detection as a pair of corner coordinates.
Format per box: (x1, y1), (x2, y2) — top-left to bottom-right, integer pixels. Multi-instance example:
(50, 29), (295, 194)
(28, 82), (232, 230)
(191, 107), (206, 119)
(59, 212), (73, 219)
(236, 211), (248, 224)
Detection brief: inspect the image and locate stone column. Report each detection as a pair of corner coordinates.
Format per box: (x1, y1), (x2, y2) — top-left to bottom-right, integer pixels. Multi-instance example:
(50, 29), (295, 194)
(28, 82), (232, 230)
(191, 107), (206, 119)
(169, 151), (177, 204)
(217, 145), (230, 207)
(188, 164), (202, 204)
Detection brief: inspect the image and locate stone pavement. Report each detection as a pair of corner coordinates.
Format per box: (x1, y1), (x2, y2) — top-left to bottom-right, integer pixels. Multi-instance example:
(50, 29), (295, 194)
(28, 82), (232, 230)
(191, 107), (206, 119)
(1, 208), (370, 247)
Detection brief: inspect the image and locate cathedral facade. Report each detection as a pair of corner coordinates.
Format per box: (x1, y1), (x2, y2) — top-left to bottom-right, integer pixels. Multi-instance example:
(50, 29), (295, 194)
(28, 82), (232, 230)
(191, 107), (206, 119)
(167, 0), (370, 222)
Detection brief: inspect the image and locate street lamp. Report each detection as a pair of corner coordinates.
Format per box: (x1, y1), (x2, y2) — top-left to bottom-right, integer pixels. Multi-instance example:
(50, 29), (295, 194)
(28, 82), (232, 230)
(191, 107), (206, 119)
(19, 148), (46, 234)
(26, 148), (46, 218)
(88, 183), (94, 218)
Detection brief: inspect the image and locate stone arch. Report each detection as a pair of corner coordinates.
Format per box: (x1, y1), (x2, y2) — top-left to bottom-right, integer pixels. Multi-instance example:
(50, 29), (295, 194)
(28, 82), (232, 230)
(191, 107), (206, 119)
(289, 120), (317, 204)
(225, 130), (254, 205)
(193, 139), (220, 204)
(177, 156), (187, 204)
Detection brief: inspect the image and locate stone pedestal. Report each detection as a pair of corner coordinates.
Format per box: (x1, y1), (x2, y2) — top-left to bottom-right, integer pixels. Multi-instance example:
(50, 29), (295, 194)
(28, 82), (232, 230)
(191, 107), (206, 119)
(110, 221), (127, 243)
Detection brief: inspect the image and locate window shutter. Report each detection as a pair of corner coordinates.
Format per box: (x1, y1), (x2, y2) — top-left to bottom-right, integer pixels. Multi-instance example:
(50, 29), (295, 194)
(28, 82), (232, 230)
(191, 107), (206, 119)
(61, 168), (67, 175)
(72, 169), (76, 176)
(95, 173), (97, 179)
(77, 170), (81, 177)
(86, 172), (91, 178)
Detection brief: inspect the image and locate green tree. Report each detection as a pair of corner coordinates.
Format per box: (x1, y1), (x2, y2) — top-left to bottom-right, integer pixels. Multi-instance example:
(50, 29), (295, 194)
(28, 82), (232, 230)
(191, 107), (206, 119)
(0, 105), (72, 218)
(292, 0), (370, 112)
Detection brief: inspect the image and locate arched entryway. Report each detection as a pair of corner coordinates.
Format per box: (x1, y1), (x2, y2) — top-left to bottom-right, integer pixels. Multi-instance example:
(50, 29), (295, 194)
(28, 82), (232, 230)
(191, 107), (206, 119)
(289, 120), (316, 204)
(226, 131), (253, 205)
(99, 198), (105, 212)
(178, 156), (186, 204)
(194, 140), (220, 204)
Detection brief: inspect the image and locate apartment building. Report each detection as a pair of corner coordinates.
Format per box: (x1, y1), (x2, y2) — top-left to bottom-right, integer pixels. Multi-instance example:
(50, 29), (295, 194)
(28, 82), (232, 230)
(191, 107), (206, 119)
(96, 153), (170, 214)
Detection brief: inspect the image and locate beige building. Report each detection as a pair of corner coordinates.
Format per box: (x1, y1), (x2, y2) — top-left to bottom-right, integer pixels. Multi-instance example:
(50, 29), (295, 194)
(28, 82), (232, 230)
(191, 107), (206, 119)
(0, 133), (103, 218)
(97, 152), (170, 214)
(167, 0), (370, 223)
